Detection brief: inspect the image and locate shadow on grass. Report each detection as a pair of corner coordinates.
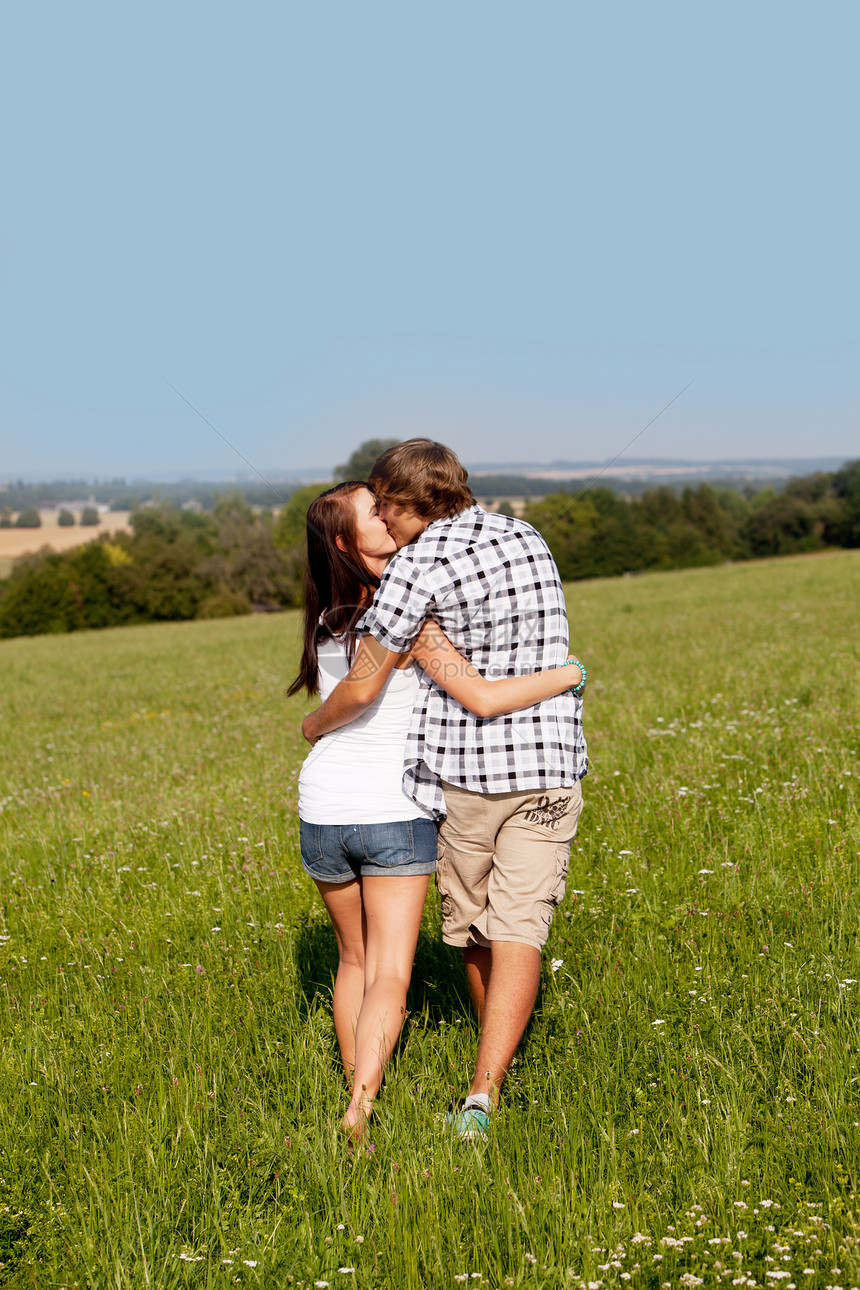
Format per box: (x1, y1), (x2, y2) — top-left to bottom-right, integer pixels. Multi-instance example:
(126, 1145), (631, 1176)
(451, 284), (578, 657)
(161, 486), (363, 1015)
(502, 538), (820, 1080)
(291, 897), (548, 1104)
(292, 906), (472, 1024)
(409, 922), (472, 1022)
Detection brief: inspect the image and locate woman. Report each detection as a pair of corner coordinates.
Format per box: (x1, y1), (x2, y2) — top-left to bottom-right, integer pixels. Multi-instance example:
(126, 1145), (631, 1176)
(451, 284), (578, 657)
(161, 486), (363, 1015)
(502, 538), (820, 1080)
(289, 481), (585, 1140)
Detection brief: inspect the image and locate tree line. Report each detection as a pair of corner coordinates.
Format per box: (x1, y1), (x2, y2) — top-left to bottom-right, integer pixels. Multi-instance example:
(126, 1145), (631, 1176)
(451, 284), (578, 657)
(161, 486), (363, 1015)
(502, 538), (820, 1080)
(0, 495), (303, 639)
(519, 459), (860, 580)
(0, 461), (857, 640)
(1, 505), (101, 528)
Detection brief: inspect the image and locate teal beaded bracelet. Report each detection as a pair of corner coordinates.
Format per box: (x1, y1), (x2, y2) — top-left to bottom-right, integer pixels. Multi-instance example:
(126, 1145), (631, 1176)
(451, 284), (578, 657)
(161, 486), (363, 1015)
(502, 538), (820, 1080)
(566, 656), (587, 695)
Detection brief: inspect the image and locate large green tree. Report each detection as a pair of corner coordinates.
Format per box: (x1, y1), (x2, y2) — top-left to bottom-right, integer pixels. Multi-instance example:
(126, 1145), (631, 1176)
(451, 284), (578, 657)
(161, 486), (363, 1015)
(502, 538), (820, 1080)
(334, 438), (401, 482)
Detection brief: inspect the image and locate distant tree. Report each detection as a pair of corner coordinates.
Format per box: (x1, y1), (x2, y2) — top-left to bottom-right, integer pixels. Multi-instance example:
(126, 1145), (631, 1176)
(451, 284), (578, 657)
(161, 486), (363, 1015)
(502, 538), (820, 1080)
(14, 507), (41, 528)
(58, 508), (76, 527)
(495, 500), (515, 517)
(743, 494), (820, 556)
(273, 483), (333, 552)
(679, 483), (743, 559)
(126, 533), (208, 621)
(0, 507), (12, 529)
(80, 506), (100, 526)
(335, 438), (401, 483)
(588, 488), (650, 576)
(713, 487), (751, 526)
(829, 459), (860, 547)
(200, 492), (301, 610)
(212, 491), (255, 536)
(522, 492), (600, 580)
(0, 542), (135, 638)
(0, 552), (78, 636)
(783, 470), (833, 504)
(122, 504), (215, 622)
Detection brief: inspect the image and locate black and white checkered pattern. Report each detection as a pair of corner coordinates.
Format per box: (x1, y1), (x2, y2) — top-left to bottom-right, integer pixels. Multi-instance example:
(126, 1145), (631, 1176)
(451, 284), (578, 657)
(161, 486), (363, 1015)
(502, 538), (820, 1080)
(360, 505), (588, 817)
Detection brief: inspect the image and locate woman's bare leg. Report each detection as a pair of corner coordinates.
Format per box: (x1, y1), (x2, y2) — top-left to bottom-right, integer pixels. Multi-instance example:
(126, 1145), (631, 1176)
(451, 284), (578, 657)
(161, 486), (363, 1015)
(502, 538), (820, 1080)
(342, 874), (430, 1135)
(315, 878), (366, 1086)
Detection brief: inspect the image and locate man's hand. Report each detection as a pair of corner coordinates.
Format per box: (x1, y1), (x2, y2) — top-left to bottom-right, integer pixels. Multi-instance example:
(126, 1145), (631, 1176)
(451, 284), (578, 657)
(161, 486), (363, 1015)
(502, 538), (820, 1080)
(301, 635), (404, 743)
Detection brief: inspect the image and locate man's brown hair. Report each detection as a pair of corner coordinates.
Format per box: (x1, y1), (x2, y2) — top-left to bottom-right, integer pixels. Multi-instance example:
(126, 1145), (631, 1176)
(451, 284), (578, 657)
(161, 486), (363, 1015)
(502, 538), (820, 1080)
(368, 438), (475, 521)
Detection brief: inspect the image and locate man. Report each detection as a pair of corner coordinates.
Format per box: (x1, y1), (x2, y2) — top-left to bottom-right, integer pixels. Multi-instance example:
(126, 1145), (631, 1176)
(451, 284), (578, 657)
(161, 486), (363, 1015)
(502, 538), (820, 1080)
(302, 438), (587, 1137)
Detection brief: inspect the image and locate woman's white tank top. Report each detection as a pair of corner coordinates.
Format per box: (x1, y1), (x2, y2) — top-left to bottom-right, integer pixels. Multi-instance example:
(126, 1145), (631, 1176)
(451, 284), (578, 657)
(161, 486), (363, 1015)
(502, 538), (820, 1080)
(297, 635), (434, 825)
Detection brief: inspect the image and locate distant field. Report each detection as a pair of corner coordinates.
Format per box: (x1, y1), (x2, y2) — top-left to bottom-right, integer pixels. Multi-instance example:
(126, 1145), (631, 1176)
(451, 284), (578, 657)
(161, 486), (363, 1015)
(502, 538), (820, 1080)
(475, 495), (529, 515)
(0, 552), (858, 1287)
(0, 509), (132, 577)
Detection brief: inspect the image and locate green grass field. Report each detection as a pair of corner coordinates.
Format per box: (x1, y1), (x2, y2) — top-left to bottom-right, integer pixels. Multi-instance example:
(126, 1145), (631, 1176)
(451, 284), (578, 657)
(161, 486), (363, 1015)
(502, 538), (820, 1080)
(1, 551), (858, 1289)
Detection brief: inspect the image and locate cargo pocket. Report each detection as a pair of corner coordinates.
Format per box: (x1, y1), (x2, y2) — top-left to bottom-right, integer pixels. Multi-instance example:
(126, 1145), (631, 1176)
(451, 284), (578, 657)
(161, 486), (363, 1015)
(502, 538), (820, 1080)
(540, 842), (571, 929)
(434, 833), (455, 925)
(551, 841), (570, 905)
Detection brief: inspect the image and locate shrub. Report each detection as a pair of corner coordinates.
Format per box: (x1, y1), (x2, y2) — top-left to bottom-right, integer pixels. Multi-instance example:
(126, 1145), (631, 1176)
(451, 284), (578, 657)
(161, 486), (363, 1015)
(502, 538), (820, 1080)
(14, 506), (41, 528)
(196, 584), (252, 618)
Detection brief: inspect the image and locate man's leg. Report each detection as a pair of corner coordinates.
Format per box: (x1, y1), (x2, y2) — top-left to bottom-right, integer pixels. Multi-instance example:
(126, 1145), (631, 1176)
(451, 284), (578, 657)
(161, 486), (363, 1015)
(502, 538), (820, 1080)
(436, 784), (494, 1017)
(463, 784), (584, 1108)
(466, 940), (540, 1104)
(462, 945), (491, 1023)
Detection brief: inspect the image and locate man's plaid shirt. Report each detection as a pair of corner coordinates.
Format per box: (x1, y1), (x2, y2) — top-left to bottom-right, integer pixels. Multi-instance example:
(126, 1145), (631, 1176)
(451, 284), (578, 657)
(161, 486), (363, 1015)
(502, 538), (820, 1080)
(360, 505), (588, 818)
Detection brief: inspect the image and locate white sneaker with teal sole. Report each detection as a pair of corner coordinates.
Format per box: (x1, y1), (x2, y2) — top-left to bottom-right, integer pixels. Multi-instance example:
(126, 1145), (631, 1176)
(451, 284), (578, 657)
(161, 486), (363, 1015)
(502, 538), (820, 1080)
(447, 1105), (490, 1141)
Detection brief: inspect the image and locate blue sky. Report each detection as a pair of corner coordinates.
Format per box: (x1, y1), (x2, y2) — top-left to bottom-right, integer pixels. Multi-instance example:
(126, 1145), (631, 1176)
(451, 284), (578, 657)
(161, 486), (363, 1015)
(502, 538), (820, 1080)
(1, 2), (857, 479)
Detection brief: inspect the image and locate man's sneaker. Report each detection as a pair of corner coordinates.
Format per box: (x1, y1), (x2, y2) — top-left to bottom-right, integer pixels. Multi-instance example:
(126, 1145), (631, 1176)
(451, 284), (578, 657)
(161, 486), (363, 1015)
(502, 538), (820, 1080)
(447, 1104), (490, 1141)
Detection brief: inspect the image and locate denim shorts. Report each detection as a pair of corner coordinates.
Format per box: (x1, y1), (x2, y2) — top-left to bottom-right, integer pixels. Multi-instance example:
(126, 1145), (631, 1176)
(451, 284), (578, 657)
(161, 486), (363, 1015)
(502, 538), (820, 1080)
(299, 817), (438, 883)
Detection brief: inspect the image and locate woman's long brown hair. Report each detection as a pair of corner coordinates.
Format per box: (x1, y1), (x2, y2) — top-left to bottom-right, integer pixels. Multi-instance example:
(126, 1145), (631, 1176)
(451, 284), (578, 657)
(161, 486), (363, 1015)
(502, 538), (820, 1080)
(287, 482), (382, 697)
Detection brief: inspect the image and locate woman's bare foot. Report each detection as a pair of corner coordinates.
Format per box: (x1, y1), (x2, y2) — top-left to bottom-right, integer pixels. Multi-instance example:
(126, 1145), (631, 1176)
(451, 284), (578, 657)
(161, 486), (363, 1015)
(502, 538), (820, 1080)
(342, 1086), (373, 1147)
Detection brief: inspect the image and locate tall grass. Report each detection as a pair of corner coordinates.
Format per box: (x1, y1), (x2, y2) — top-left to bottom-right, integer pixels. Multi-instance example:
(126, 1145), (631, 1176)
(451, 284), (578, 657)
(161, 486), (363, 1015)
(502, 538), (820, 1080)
(1, 551), (858, 1288)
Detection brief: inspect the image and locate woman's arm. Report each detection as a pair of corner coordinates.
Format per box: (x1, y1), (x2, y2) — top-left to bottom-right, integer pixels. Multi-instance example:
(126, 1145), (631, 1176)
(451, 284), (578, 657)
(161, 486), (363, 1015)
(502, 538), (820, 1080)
(410, 620), (585, 719)
(302, 635), (403, 744)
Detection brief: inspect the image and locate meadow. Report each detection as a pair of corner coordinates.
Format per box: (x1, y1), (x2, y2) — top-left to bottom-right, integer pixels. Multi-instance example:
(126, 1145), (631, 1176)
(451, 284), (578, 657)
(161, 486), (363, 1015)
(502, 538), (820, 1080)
(0, 551), (858, 1289)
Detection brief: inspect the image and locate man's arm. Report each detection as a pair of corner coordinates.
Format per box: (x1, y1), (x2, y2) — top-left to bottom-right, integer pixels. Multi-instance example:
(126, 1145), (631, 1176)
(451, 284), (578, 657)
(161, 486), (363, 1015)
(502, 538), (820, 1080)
(301, 634), (404, 744)
(410, 620), (583, 717)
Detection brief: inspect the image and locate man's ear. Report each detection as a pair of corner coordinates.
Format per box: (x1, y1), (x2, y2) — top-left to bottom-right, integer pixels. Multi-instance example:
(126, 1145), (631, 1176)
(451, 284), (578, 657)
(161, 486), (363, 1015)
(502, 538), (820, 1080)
(335, 535), (347, 553)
